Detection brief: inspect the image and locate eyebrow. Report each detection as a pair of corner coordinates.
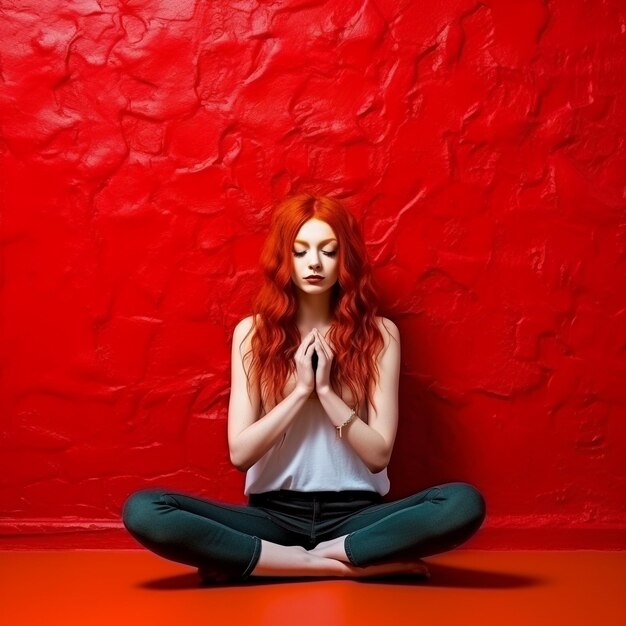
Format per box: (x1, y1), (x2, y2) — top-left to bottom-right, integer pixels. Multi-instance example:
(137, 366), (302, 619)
(294, 238), (337, 245)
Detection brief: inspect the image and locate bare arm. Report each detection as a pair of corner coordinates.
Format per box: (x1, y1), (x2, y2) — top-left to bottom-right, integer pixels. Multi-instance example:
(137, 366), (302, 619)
(227, 316), (315, 472)
(316, 317), (400, 473)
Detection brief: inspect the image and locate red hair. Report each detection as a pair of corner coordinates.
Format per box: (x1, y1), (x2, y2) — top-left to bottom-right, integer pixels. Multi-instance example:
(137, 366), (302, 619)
(241, 193), (386, 415)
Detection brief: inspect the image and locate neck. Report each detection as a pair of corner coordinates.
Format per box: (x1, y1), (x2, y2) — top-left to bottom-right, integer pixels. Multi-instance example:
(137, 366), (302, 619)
(295, 290), (333, 329)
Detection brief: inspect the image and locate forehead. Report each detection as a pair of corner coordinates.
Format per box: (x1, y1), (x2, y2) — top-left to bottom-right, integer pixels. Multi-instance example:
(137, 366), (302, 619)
(294, 219), (337, 244)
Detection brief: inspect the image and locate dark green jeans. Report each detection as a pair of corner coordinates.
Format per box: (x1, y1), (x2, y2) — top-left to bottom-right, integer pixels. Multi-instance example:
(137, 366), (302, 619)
(122, 482), (486, 582)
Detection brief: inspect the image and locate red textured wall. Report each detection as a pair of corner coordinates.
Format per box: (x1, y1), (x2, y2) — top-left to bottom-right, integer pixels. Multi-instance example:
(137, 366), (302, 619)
(1, 1), (625, 549)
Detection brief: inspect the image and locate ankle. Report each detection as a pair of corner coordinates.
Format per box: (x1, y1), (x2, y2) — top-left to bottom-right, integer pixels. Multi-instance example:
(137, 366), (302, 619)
(305, 552), (349, 577)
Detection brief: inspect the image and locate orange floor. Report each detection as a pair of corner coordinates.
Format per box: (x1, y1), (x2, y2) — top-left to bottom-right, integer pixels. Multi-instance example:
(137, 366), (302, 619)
(1, 549), (624, 626)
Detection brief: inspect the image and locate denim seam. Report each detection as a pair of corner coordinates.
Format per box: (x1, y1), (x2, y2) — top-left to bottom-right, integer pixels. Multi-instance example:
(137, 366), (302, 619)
(343, 533), (360, 566)
(241, 536), (262, 580)
(328, 488), (442, 526)
(162, 492), (273, 521)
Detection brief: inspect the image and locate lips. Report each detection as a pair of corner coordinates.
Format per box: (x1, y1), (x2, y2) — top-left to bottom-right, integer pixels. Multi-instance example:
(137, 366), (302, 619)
(305, 275), (323, 279)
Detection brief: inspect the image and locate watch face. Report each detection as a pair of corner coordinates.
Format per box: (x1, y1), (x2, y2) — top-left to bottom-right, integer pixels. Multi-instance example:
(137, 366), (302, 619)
(312, 349), (318, 373)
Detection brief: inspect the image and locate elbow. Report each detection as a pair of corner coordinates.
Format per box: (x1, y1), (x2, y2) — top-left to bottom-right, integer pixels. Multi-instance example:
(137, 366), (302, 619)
(368, 462), (388, 474)
(231, 460), (247, 473)
(230, 457), (250, 473)
(366, 438), (394, 474)
(229, 447), (251, 473)
(367, 452), (391, 474)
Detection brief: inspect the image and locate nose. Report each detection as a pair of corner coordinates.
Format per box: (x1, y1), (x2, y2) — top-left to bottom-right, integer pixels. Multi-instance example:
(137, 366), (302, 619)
(308, 252), (322, 269)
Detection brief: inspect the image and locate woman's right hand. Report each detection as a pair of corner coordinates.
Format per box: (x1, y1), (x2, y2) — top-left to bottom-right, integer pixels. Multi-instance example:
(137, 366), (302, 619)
(294, 330), (317, 395)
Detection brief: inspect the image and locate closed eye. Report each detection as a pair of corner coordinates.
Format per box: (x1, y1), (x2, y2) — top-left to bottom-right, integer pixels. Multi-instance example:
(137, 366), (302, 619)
(293, 250), (337, 257)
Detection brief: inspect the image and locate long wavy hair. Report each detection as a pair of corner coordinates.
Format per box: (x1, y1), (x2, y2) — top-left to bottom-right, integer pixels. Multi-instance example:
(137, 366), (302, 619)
(241, 193), (387, 415)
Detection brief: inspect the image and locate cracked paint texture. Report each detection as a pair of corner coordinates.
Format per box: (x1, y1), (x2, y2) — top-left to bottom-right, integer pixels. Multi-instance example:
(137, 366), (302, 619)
(0, 0), (625, 548)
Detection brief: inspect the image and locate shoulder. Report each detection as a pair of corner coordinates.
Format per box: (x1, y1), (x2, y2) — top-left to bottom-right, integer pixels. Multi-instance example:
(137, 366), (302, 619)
(374, 316), (400, 362)
(375, 316), (400, 345)
(232, 315), (258, 350)
(234, 315), (255, 335)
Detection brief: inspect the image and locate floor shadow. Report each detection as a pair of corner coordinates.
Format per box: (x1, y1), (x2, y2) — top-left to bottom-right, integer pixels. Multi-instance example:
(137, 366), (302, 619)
(355, 562), (541, 589)
(140, 571), (339, 590)
(139, 562), (541, 590)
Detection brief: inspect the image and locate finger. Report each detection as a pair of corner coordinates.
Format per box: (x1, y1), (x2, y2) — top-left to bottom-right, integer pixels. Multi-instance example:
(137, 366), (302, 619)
(313, 333), (326, 357)
(315, 329), (333, 355)
(305, 334), (316, 353)
(297, 331), (315, 356)
(315, 337), (330, 361)
(314, 334), (330, 360)
(317, 333), (332, 359)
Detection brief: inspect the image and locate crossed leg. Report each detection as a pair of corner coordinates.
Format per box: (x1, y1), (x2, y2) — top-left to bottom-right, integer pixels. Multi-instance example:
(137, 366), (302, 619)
(253, 481), (485, 579)
(123, 488), (431, 581)
(122, 482), (485, 582)
(252, 540), (431, 578)
(308, 482), (486, 568)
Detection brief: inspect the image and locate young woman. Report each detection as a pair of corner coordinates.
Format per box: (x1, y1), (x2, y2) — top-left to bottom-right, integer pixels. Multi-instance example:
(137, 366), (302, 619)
(122, 193), (486, 584)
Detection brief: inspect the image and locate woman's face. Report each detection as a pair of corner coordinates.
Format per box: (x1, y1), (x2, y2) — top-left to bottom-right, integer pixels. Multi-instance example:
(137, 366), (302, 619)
(291, 218), (339, 292)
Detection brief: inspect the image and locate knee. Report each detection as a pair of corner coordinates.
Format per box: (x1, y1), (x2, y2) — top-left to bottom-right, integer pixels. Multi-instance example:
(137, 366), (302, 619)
(441, 482), (487, 528)
(122, 488), (168, 539)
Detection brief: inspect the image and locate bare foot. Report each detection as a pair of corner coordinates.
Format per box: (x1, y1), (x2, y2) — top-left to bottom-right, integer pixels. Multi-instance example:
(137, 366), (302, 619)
(199, 539), (431, 582)
(308, 535), (350, 561)
(309, 537), (431, 579)
(251, 541), (347, 577)
(341, 558), (431, 579)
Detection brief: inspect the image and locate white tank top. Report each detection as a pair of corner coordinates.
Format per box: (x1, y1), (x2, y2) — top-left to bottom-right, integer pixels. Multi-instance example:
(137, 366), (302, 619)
(244, 399), (390, 496)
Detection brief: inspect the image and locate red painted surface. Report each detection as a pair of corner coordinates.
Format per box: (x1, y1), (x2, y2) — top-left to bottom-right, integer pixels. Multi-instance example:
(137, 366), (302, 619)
(2, 551), (626, 626)
(1, 1), (625, 548)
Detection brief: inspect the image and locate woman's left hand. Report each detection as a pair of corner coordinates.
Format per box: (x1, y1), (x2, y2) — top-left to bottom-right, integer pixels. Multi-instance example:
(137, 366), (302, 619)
(313, 328), (334, 392)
